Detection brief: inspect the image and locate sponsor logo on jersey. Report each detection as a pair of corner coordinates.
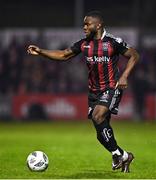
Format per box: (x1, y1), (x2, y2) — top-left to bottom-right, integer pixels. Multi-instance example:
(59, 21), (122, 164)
(83, 45), (91, 48)
(86, 56), (110, 63)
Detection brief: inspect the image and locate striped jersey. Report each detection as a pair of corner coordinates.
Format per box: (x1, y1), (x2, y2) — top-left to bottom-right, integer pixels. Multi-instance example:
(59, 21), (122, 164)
(70, 30), (129, 93)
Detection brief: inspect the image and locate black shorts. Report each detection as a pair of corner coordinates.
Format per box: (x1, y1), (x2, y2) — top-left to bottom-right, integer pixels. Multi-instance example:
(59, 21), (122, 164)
(88, 88), (123, 119)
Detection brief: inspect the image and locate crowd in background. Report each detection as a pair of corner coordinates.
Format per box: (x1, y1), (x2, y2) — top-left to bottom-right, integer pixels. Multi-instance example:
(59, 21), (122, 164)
(0, 37), (88, 95)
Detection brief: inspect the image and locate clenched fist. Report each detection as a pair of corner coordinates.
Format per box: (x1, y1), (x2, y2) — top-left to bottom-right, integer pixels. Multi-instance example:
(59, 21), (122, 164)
(27, 45), (41, 55)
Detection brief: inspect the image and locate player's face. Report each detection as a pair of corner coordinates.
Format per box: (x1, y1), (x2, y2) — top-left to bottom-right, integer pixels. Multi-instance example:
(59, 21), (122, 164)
(83, 16), (99, 38)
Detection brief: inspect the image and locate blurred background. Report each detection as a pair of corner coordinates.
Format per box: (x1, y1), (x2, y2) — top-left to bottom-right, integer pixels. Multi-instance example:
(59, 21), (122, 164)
(0, 0), (156, 122)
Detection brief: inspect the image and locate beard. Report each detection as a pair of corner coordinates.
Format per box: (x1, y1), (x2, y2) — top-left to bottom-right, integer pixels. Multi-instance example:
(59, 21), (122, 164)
(85, 30), (96, 41)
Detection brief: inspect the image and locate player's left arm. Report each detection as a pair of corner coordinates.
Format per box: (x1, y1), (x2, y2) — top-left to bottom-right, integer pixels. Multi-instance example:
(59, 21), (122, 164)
(116, 48), (139, 89)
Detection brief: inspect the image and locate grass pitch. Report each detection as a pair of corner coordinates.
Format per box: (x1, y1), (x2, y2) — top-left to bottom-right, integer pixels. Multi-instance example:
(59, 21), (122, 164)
(0, 120), (156, 179)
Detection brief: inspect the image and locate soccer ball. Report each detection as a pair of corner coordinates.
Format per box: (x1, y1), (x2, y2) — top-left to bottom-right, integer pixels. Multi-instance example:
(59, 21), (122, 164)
(27, 151), (49, 171)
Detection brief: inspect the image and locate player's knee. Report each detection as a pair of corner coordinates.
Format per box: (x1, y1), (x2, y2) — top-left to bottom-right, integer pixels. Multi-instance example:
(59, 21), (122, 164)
(92, 112), (104, 124)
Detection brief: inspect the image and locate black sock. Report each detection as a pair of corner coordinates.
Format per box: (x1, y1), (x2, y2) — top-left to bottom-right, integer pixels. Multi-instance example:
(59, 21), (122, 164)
(92, 112), (123, 154)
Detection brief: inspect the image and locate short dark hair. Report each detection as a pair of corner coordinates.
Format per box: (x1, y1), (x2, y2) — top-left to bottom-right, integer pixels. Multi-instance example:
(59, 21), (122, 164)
(85, 11), (104, 26)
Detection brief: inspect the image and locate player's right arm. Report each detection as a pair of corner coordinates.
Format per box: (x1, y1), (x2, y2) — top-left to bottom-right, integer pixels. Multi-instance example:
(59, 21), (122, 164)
(27, 45), (76, 61)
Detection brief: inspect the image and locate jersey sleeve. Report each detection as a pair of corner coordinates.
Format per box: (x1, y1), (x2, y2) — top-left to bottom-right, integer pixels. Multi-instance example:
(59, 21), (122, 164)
(113, 37), (129, 55)
(70, 39), (84, 55)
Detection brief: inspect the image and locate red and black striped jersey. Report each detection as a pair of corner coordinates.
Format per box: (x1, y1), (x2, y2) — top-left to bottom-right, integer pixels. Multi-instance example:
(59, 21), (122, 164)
(70, 30), (129, 93)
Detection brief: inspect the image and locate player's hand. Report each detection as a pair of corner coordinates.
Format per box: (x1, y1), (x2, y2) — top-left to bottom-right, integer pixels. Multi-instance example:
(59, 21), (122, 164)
(27, 45), (41, 55)
(115, 76), (128, 89)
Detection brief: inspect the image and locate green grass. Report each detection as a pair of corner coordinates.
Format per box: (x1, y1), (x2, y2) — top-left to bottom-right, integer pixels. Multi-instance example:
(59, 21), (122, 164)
(0, 120), (156, 179)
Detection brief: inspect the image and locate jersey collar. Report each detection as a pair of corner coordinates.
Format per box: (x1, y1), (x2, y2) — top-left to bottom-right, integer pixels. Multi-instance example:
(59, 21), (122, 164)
(101, 29), (106, 40)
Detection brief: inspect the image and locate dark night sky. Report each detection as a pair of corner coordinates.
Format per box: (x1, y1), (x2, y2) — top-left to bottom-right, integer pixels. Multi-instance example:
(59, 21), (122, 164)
(0, 0), (156, 28)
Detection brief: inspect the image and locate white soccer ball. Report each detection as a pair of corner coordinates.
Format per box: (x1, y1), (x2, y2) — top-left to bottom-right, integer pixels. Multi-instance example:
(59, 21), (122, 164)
(27, 151), (49, 171)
